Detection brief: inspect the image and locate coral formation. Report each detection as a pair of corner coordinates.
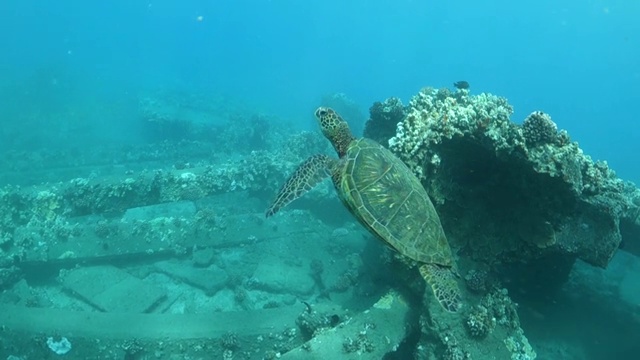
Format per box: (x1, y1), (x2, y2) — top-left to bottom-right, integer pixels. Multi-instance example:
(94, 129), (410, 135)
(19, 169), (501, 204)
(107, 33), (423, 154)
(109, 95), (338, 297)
(504, 330), (537, 360)
(442, 345), (471, 360)
(220, 332), (239, 350)
(0, 265), (20, 288)
(363, 97), (406, 146)
(521, 111), (558, 147)
(387, 87), (514, 179)
(121, 339), (143, 358)
(342, 333), (375, 354)
(476, 288), (521, 330)
(330, 269), (359, 292)
(465, 304), (496, 338)
(367, 87), (640, 268)
(464, 269), (491, 294)
(296, 309), (333, 339)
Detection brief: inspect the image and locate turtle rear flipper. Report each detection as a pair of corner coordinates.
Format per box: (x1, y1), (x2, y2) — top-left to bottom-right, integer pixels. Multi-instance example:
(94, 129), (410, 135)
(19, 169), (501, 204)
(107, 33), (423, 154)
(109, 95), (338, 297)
(419, 264), (461, 313)
(266, 154), (333, 217)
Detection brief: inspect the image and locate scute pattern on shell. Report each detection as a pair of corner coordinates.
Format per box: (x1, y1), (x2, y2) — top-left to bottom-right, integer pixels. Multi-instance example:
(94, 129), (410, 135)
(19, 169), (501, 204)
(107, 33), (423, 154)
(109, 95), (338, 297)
(338, 138), (454, 267)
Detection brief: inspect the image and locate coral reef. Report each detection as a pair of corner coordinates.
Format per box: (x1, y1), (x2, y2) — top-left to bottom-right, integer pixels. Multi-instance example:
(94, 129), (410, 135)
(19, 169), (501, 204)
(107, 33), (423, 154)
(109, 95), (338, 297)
(121, 339), (144, 359)
(521, 111), (559, 147)
(342, 332), (375, 354)
(296, 309), (333, 339)
(478, 288), (520, 330)
(363, 97), (406, 146)
(464, 269), (492, 295)
(442, 345), (471, 360)
(369, 87), (640, 268)
(0, 154), (309, 290)
(415, 281), (534, 360)
(387, 87), (515, 180)
(219, 332), (239, 350)
(504, 330), (537, 360)
(0, 265), (20, 288)
(0, 148), (302, 222)
(465, 304), (496, 338)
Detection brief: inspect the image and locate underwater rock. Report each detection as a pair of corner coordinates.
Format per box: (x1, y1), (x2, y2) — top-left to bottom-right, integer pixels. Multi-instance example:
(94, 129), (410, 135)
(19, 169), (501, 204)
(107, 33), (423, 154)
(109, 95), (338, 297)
(61, 265), (167, 313)
(284, 291), (409, 359)
(416, 284), (534, 360)
(0, 265), (21, 290)
(251, 257), (315, 296)
(155, 260), (229, 296)
(192, 247), (216, 267)
(382, 86), (640, 268)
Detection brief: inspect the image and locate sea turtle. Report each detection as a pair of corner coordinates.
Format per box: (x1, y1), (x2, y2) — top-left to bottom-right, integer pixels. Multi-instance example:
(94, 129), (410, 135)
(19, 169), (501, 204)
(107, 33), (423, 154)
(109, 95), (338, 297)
(266, 107), (461, 312)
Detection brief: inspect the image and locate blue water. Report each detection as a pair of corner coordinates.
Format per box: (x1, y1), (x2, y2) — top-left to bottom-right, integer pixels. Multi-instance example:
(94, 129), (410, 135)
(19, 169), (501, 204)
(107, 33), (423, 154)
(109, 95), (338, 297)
(1, 1), (638, 181)
(0, 2), (639, 359)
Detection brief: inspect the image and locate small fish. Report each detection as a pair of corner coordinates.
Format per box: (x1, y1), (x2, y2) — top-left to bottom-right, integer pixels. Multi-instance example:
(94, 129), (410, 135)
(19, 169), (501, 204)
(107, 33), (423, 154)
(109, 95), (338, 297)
(453, 81), (470, 90)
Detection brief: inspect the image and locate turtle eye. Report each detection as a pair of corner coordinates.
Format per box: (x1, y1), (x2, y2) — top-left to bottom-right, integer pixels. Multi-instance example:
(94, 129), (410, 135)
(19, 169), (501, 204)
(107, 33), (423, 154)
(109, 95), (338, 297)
(318, 109), (327, 117)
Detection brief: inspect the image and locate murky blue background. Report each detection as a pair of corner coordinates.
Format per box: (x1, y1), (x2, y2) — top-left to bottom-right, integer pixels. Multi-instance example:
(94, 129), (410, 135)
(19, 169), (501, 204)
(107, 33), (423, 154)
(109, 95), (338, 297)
(1, 0), (638, 181)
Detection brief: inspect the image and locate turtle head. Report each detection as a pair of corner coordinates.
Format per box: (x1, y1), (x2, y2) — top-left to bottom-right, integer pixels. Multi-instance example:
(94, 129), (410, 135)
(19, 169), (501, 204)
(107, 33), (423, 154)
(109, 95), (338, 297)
(315, 107), (355, 157)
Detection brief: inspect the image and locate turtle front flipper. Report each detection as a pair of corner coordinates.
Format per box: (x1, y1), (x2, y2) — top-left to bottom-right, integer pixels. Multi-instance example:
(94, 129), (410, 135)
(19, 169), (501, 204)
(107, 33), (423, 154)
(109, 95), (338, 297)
(266, 154), (333, 217)
(419, 264), (461, 313)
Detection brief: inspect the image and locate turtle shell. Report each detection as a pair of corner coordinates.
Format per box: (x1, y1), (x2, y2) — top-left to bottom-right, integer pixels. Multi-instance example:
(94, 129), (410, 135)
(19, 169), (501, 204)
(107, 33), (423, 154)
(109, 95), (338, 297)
(338, 138), (454, 267)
